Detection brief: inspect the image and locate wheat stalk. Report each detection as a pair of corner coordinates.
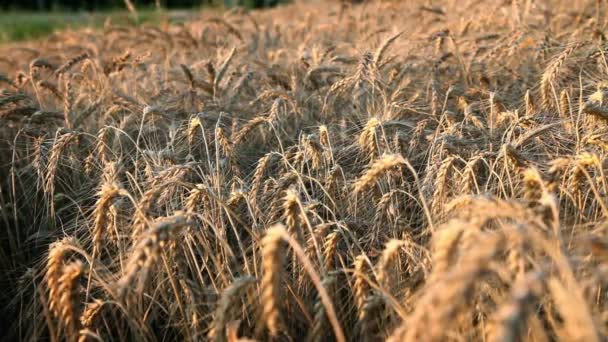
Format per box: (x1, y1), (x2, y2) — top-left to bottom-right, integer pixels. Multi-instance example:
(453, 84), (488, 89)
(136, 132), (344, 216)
(57, 261), (85, 339)
(540, 44), (578, 109)
(116, 215), (190, 298)
(209, 277), (256, 342)
(258, 226), (284, 337)
(353, 154), (406, 194)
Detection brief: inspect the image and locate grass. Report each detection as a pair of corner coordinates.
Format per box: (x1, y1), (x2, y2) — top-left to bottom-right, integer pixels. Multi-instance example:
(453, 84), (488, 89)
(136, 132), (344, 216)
(0, 9), (191, 43)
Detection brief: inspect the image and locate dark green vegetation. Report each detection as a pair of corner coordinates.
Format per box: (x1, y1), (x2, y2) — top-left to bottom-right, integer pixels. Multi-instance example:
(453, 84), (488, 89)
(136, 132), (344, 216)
(0, 0), (284, 43)
(0, 10), (168, 42)
(1, 0), (281, 11)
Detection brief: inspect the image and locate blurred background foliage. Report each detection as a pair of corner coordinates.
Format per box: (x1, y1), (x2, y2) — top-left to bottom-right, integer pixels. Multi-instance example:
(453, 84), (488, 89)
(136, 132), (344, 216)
(0, 0), (286, 42)
(0, 0), (283, 10)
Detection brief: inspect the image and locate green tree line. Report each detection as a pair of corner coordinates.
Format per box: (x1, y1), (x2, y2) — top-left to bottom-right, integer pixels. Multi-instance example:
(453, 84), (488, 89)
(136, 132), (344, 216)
(0, 0), (281, 10)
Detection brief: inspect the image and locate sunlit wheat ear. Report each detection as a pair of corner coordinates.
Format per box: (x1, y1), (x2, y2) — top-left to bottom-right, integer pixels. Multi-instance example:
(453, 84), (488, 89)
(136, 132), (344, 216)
(540, 44), (578, 109)
(92, 182), (128, 252)
(322, 231), (340, 272)
(185, 183), (212, 214)
(374, 31), (403, 65)
(269, 173), (299, 214)
(358, 117), (381, 157)
(375, 189), (398, 223)
(208, 276), (256, 342)
(131, 184), (168, 240)
(57, 261), (85, 339)
(377, 239), (405, 291)
(268, 97), (286, 122)
(521, 167), (545, 204)
(393, 232), (503, 341)
(250, 153), (276, 215)
(559, 89), (570, 118)
(318, 125), (330, 150)
(302, 134), (323, 170)
(326, 164), (345, 195)
(32, 135), (46, 184)
(461, 154), (483, 194)
(55, 53), (89, 76)
(353, 153), (406, 194)
(234, 117), (267, 146)
(584, 133), (608, 152)
(283, 188), (303, 242)
(289, 150), (304, 169)
(408, 119), (428, 155)
(45, 131), (77, 199)
(215, 125), (233, 155)
(524, 89), (535, 116)
(353, 255), (370, 315)
(46, 237), (79, 317)
(431, 156), (455, 216)
(569, 152), (601, 194)
(226, 189), (246, 211)
(116, 215), (190, 299)
(94, 127), (112, 165)
(80, 299), (104, 329)
(62, 77), (74, 128)
(430, 223), (465, 277)
(258, 226), (285, 337)
(187, 116), (202, 147)
(430, 77), (440, 116)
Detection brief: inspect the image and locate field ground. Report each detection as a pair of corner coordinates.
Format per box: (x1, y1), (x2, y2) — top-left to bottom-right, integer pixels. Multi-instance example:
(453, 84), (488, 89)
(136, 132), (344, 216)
(2, 0), (608, 341)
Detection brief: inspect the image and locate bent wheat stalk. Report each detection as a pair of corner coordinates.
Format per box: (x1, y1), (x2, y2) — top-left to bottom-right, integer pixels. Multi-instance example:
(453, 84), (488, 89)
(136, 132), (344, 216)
(262, 225), (346, 342)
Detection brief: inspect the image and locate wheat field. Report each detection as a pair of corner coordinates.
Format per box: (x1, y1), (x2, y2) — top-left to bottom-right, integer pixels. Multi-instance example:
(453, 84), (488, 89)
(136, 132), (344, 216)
(2, 0), (608, 341)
